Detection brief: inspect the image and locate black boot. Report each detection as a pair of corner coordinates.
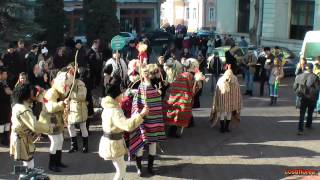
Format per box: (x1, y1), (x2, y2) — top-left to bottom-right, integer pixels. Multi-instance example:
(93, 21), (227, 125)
(86, 119), (91, 136)
(56, 150), (68, 168)
(0, 133), (4, 146)
(1, 131), (9, 146)
(147, 155), (155, 175)
(269, 97), (274, 106)
(82, 137), (88, 153)
(225, 120), (231, 132)
(244, 90), (249, 95)
(249, 90), (253, 96)
(188, 116), (195, 128)
(273, 97), (277, 105)
(49, 153), (61, 172)
(220, 121), (225, 133)
(135, 156), (143, 177)
(68, 137), (78, 153)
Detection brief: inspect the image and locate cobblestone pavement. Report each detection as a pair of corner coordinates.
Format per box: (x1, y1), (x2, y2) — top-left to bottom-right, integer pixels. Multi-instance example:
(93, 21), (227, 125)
(1, 77), (320, 180)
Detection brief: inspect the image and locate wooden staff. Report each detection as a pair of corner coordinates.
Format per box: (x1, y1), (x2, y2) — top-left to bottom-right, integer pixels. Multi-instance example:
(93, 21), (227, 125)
(63, 50), (79, 125)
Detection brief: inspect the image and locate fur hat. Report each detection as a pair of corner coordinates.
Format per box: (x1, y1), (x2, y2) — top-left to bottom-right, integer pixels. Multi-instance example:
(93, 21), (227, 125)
(141, 64), (160, 79)
(185, 58), (199, 73)
(105, 76), (122, 99)
(52, 70), (74, 97)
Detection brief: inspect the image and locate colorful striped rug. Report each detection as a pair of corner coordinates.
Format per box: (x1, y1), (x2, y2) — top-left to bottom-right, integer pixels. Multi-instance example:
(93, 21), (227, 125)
(128, 84), (166, 156)
(163, 72), (194, 128)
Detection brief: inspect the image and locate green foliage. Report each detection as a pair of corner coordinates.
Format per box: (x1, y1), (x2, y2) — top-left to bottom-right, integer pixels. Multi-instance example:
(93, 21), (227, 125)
(0, 0), (43, 49)
(83, 0), (120, 45)
(34, 0), (65, 51)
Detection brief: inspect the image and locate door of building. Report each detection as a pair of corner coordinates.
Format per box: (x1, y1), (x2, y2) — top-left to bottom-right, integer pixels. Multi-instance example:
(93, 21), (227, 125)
(120, 9), (154, 34)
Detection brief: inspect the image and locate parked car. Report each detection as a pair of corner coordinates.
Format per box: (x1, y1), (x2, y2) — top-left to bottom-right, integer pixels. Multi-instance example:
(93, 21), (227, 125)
(211, 46), (245, 64)
(145, 30), (174, 46)
(196, 30), (215, 38)
(119, 32), (135, 44)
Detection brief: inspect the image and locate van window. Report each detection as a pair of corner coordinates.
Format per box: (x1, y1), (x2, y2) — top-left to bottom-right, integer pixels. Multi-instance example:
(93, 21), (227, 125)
(304, 42), (320, 60)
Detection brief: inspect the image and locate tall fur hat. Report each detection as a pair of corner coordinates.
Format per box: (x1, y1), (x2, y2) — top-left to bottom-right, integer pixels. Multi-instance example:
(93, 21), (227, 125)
(141, 64), (160, 79)
(52, 70), (74, 97)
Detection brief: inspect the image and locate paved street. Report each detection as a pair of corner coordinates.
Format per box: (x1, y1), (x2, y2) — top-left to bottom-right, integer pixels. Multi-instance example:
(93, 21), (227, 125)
(1, 76), (320, 180)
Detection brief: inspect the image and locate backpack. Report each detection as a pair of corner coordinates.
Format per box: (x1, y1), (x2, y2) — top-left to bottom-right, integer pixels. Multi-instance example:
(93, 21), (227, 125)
(295, 80), (308, 98)
(295, 75), (314, 99)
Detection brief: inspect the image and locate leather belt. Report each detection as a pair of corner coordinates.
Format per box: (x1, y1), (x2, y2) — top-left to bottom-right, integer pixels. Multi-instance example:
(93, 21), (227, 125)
(103, 132), (123, 140)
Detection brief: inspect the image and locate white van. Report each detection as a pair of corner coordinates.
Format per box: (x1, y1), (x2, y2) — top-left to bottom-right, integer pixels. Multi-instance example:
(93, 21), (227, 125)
(300, 31), (320, 63)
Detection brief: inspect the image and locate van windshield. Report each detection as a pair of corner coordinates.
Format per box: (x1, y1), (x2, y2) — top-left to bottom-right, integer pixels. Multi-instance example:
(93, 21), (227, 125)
(304, 42), (320, 61)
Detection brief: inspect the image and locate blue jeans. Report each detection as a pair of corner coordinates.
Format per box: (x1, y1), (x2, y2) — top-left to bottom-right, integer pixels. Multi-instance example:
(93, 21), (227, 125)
(269, 84), (279, 97)
(245, 71), (254, 91)
(211, 75), (219, 92)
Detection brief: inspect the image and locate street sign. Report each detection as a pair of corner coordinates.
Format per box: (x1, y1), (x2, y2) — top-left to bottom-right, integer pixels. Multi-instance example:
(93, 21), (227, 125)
(111, 35), (126, 51)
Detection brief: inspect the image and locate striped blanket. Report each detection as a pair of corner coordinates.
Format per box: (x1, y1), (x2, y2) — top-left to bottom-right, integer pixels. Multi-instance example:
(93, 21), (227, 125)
(163, 72), (194, 128)
(213, 77), (241, 113)
(128, 84), (166, 156)
(210, 75), (242, 127)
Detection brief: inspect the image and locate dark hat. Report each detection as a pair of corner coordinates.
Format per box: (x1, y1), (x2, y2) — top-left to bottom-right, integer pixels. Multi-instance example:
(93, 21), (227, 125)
(75, 39), (82, 44)
(0, 66), (8, 73)
(103, 64), (113, 76)
(31, 44), (38, 50)
(8, 42), (15, 49)
(105, 76), (122, 99)
(264, 47), (271, 51)
(305, 63), (313, 71)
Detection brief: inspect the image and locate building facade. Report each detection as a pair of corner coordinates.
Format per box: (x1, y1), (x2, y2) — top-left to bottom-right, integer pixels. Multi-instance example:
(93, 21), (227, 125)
(216, 0), (320, 52)
(161, 0), (217, 32)
(116, 0), (162, 33)
(63, 0), (162, 38)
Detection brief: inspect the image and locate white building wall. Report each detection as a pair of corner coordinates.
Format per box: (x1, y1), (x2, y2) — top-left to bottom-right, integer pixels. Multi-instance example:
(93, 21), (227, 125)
(261, 0), (276, 38)
(274, 0), (290, 39)
(314, 0), (320, 30)
(188, 0), (199, 31)
(216, 0), (237, 33)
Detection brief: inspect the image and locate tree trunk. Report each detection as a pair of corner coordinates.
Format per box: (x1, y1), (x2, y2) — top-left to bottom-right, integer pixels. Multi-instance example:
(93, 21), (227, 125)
(249, 0), (260, 46)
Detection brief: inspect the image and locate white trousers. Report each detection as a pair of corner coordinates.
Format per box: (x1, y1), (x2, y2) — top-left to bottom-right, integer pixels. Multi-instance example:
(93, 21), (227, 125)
(23, 159), (34, 169)
(219, 112), (232, 121)
(112, 156), (126, 180)
(0, 123), (11, 133)
(136, 143), (157, 157)
(48, 133), (64, 154)
(67, 122), (88, 138)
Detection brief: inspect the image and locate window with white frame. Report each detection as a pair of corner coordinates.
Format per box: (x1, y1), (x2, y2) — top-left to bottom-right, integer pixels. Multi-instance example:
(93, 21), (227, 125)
(209, 7), (215, 21)
(193, 8), (197, 19)
(186, 8), (190, 19)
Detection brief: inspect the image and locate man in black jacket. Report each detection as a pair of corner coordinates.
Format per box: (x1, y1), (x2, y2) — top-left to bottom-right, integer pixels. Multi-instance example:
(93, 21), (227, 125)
(225, 45), (239, 75)
(124, 40), (138, 63)
(16, 39), (28, 74)
(208, 52), (223, 92)
(87, 40), (102, 88)
(2, 43), (19, 88)
(26, 44), (39, 77)
(294, 63), (320, 135)
(257, 47), (274, 96)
